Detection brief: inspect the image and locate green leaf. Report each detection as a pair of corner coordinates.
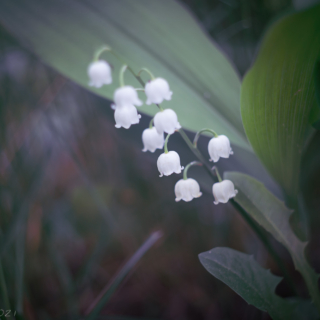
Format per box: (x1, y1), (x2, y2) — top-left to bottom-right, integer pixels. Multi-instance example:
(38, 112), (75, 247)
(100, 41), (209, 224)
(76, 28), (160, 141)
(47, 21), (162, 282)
(241, 5), (320, 196)
(0, 0), (250, 151)
(199, 247), (294, 320)
(225, 171), (320, 315)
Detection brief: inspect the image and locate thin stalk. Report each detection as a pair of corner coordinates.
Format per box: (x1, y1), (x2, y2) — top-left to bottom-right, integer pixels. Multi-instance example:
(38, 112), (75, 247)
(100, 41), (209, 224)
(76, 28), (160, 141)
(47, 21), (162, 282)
(164, 134), (171, 154)
(119, 65), (127, 87)
(214, 166), (222, 182)
(183, 161), (202, 180)
(193, 128), (218, 147)
(85, 231), (162, 320)
(149, 117), (154, 129)
(137, 68), (155, 80)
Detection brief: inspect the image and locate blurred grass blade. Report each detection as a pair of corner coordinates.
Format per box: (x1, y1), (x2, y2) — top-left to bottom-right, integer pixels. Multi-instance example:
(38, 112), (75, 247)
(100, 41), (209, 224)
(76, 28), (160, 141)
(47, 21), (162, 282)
(44, 111), (116, 229)
(0, 0), (251, 151)
(76, 225), (111, 287)
(47, 234), (78, 317)
(15, 225), (26, 314)
(0, 160), (47, 259)
(85, 231), (162, 320)
(0, 260), (11, 311)
(225, 171), (320, 314)
(313, 60), (320, 129)
(199, 247), (318, 320)
(241, 5), (320, 196)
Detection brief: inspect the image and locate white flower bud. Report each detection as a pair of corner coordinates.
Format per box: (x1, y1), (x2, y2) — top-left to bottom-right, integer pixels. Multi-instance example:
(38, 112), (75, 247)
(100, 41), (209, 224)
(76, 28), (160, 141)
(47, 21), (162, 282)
(114, 86), (143, 108)
(88, 60), (112, 88)
(208, 135), (233, 162)
(145, 78), (172, 105)
(212, 180), (238, 205)
(142, 127), (164, 153)
(114, 104), (141, 129)
(175, 178), (202, 202)
(157, 151), (184, 177)
(154, 109), (181, 134)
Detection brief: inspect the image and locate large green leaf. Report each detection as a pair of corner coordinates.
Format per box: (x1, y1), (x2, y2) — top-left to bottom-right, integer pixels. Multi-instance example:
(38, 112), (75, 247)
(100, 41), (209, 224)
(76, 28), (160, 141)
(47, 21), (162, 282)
(0, 0), (250, 151)
(241, 5), (320, 196)
(225, 171), (320, 314)
(199, 247), (315, 320)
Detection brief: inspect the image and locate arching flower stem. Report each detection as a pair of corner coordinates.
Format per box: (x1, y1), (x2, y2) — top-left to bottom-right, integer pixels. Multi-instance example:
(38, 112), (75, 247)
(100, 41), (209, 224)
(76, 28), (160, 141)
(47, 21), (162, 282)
(183, 161), (202, 180)
(193, 128), (218, 147)
(93, 46), (111, 61)
(119, 65), (128, 87)
(138, 68), (156, 80)
(164, 134), (171, 154)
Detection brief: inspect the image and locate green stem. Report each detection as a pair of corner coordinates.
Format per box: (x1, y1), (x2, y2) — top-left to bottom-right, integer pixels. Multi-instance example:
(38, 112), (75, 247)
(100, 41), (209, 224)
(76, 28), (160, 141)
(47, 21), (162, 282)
(119, 65), (127, 87)
(164, 134), (171, 154)
(138, 68), (155, 80)
(214, 166), (222, 182)
(183, 161), (202, 180)
(93, 46), (112, 61)
(193, 128), (218, 147)
(149, 118), (154, 129)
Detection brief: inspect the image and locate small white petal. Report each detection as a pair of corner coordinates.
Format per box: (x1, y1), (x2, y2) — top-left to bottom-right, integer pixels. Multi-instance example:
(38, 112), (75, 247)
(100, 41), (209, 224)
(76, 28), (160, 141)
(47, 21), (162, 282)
(88, 60), (112, 88)
(142, 127), (164, 153)
(145, 78), (172, 105)
(157, 151), (184, 177)
(154, 109), (181, 134)
(212, 180), (238, 205)
(114, 86), (143, 108)
(175, 178), (202, 202)
(114, 105), (141, 129)
(208, 135), (233, 163)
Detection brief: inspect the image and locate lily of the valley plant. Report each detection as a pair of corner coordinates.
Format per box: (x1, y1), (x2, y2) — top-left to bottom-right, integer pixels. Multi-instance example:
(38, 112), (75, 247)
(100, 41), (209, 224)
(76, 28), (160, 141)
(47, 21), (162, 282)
(88, 47), (237, 205)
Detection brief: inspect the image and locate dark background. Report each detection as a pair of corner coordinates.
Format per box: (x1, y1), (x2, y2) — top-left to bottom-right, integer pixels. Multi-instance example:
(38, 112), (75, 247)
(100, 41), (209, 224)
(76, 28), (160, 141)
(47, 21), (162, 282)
(1, 0), (320, 319)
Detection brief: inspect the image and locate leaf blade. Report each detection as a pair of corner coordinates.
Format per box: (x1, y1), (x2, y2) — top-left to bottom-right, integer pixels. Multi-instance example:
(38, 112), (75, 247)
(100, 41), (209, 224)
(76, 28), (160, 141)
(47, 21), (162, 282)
(0, 0), (250, 151)
(199, 247), (293, 320)
(225, 171), (320, 314)
(241, 6), (320, 195)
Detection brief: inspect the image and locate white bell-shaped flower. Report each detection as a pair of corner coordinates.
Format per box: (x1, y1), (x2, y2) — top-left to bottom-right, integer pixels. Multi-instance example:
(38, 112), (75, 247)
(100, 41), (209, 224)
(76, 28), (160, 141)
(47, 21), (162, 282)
(208, 135), (233, 162)
(88, 60), (112, 88)
(212, 180), (238, 205)
(145, 78), (172, 105)
(114, 104), (141, 129)
(157, 151), (184, 177)
(114, 86), (143, 108)
(154, 109), (181, 134)
(175, 178), (202, 202)
(142, 127), (164, 153)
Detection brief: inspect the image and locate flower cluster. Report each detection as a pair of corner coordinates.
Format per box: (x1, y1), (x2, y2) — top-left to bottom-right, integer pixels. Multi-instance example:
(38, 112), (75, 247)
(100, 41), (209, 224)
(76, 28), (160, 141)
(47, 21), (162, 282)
(87, 52), (237, 205)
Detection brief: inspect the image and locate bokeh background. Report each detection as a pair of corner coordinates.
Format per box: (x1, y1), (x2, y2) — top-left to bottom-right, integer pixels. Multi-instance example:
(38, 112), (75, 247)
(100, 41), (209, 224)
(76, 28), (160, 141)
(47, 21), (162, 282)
(1, 0), (320, 319)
